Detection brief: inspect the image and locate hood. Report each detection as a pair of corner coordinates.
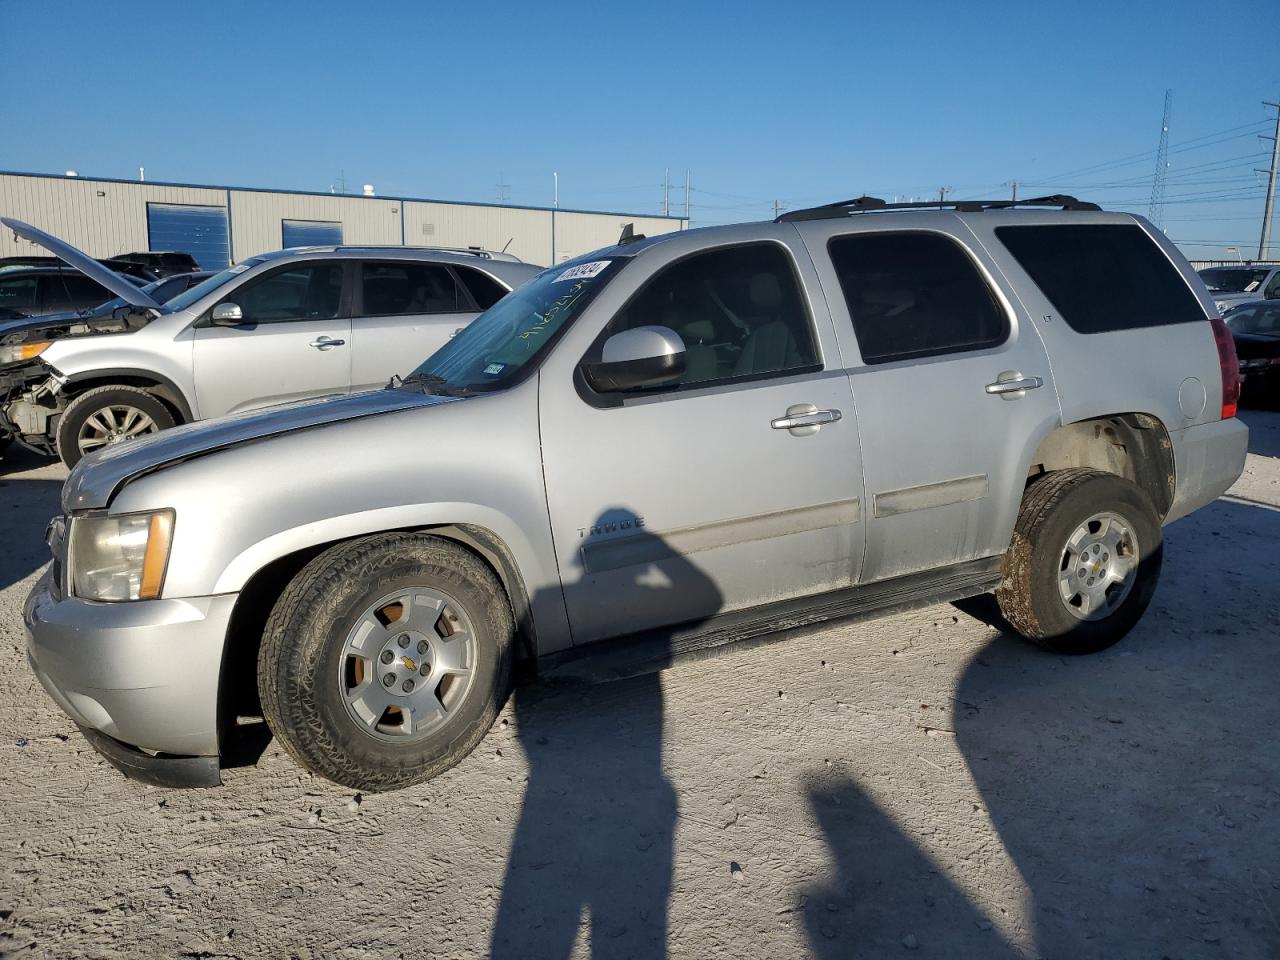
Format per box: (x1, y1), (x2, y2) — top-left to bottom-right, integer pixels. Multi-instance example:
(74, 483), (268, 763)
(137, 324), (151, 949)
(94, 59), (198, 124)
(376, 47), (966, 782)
(63, 388), (460, 511)
(1, 217), (161, 310)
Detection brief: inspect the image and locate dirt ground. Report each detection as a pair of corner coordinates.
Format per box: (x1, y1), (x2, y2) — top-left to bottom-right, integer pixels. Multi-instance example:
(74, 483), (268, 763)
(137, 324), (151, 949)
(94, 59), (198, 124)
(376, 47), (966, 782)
(2, 410), (1279, 960)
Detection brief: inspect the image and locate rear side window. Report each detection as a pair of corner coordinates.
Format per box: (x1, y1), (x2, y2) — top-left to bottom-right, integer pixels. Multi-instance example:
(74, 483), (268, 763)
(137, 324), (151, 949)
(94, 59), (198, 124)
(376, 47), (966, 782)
(358, 263), (461, 316)
(996, 224), (1206, 333)
(828, 232), (1008, 364)
(0, 276), (39, 310)
(454, 266), (509, 309)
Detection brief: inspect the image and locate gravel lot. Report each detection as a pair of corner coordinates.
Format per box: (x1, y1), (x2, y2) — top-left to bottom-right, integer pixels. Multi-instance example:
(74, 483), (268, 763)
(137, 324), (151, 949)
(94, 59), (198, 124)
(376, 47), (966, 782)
(2, 410), (1279, 960)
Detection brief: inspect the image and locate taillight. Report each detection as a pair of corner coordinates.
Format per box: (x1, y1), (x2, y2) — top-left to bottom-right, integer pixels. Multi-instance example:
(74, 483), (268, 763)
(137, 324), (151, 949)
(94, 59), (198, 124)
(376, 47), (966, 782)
(1210, 317), (1240, 419)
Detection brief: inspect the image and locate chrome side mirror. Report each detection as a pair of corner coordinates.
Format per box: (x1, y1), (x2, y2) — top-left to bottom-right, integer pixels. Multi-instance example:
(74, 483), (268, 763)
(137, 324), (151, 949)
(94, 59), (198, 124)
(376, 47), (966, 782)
(583, 325), (687, 392)
(210, 302), (245, 326)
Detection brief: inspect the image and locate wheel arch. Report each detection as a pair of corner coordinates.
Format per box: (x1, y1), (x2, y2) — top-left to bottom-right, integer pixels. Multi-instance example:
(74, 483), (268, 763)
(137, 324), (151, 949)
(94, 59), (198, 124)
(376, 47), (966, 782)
(1024, 412), (1176, 519)
(62, 368), (194, 422)
(216, 522), (541, 736)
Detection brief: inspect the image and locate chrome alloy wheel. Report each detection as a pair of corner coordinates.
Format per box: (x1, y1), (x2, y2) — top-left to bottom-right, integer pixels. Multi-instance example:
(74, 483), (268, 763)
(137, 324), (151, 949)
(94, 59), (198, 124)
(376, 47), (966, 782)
(1057, 511), (1140, 622)
(77, 404), (159, 453)
(338, 587), (479, 743)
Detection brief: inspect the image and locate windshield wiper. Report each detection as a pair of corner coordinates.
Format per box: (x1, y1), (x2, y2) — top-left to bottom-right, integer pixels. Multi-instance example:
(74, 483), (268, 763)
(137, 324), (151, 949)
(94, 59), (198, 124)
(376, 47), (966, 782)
(395, 371), (472, 396)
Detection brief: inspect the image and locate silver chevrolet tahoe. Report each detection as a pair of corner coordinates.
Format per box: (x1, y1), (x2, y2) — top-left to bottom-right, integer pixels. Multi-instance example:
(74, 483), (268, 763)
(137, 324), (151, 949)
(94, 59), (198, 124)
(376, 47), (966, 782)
(0, 218), (539, 467)
(24, 195), (1248, 792)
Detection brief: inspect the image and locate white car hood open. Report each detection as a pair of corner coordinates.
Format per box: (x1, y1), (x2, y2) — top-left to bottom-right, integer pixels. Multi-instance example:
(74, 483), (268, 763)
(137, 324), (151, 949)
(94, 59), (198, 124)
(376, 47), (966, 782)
(1, 217), (161, 310)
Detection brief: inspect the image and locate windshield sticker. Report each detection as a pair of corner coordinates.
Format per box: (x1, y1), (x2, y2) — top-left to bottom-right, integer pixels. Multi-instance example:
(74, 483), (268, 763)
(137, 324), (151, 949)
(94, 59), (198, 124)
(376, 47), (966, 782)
(1246, 281), (1260, 292)
(229, 263), (250, 274)
(554, 260), (611, 283)
(482, 362), (506, 376)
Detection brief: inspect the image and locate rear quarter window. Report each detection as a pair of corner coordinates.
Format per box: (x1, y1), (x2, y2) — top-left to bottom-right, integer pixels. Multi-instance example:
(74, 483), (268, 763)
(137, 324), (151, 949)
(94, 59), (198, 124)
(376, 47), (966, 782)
(995, 223), (1206, 334)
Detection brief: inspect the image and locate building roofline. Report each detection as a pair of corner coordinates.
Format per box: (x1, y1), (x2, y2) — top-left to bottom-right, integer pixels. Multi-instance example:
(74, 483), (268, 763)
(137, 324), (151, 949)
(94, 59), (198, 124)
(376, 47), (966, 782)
(0, 169), (689, 223)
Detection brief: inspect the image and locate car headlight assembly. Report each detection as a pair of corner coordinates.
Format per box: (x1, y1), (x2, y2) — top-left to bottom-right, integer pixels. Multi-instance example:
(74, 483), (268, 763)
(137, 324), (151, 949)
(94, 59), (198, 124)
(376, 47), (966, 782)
(0, 341), (50, 365)
(68, 510), (174, 601)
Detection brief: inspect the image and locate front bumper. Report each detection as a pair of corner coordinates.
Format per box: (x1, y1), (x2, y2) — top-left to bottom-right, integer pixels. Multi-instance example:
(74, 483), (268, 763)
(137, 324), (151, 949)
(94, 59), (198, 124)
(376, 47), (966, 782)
(1165, 416), (1250, 524)
(24, 572), (237, 778)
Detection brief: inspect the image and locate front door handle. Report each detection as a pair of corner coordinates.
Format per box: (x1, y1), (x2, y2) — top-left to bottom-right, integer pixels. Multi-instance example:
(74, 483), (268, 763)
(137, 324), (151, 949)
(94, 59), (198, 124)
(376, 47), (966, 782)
(772, 403), (842, 436)
(310, 336), (347, 350)
(985, 371), (1043, 400)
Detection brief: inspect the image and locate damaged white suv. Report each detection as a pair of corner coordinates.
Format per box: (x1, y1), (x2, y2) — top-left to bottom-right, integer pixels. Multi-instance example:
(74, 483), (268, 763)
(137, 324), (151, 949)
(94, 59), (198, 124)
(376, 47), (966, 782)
(0, 219), (538, 466)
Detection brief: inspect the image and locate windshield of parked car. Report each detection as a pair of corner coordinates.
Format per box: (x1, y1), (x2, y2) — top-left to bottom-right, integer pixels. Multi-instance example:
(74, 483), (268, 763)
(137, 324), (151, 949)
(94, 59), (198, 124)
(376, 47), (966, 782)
(160, 258), (265, 313)
(1225, 303), (1280, 337)
(399, 257), (628, 393)
(1200, 267), (1270, 293)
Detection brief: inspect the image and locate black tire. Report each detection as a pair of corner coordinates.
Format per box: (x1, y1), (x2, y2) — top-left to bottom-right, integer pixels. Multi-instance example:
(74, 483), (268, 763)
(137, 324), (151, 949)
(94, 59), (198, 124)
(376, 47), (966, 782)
(258, 533), (514, 791)
(55, 385), (176, 468)
(0, 433), (11, 460)
(996, 468), (1163, 655)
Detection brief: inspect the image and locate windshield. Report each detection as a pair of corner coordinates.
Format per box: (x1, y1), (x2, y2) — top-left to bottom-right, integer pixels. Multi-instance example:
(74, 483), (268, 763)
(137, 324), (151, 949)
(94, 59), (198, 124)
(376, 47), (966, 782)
(161, 259), (263, 313)
(1200, 267), (1270, 293)
(1225, 303), (1280, 337)
(401, 257), (628, 392)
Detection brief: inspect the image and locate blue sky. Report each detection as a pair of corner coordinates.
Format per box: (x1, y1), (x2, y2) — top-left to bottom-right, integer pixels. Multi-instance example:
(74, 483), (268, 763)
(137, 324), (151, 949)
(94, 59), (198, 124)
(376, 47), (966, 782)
(2, 0), (1277, 258)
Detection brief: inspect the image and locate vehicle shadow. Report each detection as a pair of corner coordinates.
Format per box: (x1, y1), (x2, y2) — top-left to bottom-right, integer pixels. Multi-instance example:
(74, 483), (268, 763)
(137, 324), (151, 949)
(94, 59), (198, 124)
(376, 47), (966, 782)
(490, 509), (723, 960)
(1238, 407), (1280, 458)
(945, 495), (1280, 957)
(0, 449), (62, 590)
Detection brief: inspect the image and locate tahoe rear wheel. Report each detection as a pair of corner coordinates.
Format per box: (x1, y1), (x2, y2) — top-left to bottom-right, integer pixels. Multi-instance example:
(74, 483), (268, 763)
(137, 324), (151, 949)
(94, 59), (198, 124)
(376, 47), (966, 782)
(996, 469), (1163, 655)
(56, 385), (175, 468)
(258, 533), (514, 791)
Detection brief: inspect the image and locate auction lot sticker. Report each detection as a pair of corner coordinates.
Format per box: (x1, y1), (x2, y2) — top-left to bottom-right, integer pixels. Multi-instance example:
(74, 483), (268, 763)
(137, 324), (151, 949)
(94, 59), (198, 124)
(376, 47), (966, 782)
(554, 261), (611, 282)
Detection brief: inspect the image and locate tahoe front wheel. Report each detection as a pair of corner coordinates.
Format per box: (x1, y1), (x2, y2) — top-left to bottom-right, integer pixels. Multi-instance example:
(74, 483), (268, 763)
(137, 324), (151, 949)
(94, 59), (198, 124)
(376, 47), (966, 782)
(258, 533), (514, 791)
(997, 468), (1163, 655)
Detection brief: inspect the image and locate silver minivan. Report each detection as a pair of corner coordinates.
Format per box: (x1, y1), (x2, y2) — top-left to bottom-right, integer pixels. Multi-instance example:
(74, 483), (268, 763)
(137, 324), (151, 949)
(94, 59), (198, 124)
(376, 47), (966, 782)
(0, 219), (540, 465)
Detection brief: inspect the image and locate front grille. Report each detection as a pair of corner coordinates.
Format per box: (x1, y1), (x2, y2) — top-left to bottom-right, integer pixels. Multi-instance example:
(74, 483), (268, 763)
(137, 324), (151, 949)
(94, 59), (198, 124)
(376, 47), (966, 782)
(45, 515), (66, 601)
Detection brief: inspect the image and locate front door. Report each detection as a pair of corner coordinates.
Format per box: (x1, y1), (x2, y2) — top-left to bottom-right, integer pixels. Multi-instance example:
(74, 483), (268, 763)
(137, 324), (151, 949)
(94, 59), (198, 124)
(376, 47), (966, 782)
(192, 260), (351, 418)
(798, 221), (1061, 583)
(538, 235), (867, 646)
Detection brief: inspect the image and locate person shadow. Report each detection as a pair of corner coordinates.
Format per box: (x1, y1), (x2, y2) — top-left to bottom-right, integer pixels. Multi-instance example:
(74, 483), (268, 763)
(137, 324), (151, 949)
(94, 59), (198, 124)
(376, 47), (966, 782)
(490, 508), (724, 960)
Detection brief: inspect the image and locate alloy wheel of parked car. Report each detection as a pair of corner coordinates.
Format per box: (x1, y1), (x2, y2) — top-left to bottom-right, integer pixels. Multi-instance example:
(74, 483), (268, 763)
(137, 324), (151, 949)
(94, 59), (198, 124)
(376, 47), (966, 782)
(56, 385), (176, 468)
(337, 585), (481, 743)
(997, 468), (1162, 655)
(258, 532), (513, 791)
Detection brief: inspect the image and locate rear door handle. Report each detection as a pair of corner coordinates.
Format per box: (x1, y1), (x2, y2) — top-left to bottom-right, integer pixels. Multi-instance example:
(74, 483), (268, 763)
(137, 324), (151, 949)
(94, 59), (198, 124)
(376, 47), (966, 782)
(772, 404), (842, 436)
(985, 372), (1043, 399)
(310, 336), (346, 350)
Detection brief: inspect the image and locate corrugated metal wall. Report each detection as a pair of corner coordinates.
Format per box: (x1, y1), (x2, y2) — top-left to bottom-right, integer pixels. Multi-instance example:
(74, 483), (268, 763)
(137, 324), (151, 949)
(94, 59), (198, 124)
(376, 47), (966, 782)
(0, 172), (687, 269)
(0, 174), (224, 261)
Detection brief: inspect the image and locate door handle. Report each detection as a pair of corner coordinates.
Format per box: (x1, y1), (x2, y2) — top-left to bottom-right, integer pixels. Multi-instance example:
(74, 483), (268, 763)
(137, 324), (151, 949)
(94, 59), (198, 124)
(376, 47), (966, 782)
(771, 404), (842, 436)
(985, 372), (1043, 399)
(310, 336), (347, 350)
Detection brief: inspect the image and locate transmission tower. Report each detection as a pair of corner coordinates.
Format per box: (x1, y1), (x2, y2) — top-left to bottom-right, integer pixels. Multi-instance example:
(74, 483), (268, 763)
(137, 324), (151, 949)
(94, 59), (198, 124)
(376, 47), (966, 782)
(1148, 89), (1172, 230)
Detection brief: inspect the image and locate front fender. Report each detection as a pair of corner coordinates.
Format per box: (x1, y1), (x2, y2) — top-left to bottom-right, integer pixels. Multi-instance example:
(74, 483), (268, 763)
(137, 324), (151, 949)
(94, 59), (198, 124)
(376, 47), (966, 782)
(108, 387), (575, 654)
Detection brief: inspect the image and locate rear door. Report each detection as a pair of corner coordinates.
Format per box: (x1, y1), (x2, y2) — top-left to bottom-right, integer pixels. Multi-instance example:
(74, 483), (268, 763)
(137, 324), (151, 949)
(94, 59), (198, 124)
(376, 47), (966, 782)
(797, 217), (1061, 583)
(191, 259), (351, 417)
(349, 261), (476, 391)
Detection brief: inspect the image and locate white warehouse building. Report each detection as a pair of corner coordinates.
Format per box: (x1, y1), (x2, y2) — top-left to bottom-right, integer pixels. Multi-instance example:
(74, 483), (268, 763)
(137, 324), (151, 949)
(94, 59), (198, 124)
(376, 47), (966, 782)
(0, 171), (687, 269)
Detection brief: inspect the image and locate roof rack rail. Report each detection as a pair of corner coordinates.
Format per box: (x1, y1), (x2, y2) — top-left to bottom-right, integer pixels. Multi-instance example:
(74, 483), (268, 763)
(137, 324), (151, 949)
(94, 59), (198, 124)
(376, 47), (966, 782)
(777, 194), (1100, 223)
(332, 244), (523, 262)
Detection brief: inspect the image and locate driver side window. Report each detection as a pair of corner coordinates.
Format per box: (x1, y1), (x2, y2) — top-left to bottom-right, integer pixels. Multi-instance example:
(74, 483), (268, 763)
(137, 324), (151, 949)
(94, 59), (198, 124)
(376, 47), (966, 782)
(233, 263), (343, 323)
(603, 242), (819, 389)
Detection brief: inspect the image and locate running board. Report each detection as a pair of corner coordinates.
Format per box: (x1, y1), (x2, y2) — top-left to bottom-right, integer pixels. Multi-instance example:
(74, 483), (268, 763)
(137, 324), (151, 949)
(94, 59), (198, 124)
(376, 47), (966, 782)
(537, 555), (1003, 684)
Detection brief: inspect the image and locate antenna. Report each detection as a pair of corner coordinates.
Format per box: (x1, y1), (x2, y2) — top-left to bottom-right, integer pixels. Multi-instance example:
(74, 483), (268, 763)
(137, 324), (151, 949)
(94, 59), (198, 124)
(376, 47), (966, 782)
(1149, 89), (1172, 231)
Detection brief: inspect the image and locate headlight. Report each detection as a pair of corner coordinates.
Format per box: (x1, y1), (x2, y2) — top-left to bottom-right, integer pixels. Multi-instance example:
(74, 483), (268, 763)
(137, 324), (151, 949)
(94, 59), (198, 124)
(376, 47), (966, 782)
(0, 341), (50, 365)
(68, 510), (174, 601)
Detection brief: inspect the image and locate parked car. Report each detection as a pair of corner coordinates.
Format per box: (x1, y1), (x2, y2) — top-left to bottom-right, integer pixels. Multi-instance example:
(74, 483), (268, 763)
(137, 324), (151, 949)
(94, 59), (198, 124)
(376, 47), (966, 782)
(1198, 263), (1280, 312)
(23, 196), (1247, 791)
(0, 218), (539, 466)
(0, 265), (150, 318)
(1223, 299), (1280, 402)
(109, 251), (202, 277)
(1, 254), (160, 283)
